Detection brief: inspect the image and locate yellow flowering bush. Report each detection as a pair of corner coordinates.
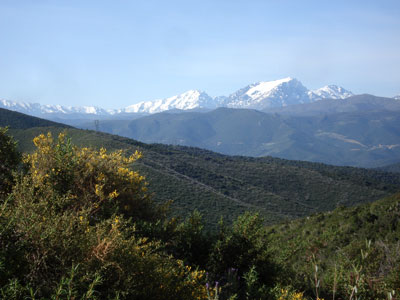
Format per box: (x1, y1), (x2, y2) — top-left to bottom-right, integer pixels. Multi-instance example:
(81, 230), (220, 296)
(24, 132), (157, 221)
(272, 286), (309, 300)
(1, 132), (208, 299)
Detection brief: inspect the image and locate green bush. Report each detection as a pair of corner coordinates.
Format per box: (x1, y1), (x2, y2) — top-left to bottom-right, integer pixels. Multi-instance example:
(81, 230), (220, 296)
(0, 132), (208, 299)
(208, 213), (276, 299)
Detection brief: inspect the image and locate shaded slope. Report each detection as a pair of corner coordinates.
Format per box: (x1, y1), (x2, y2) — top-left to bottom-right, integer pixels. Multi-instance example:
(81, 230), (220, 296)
(0, 107), (70, 129)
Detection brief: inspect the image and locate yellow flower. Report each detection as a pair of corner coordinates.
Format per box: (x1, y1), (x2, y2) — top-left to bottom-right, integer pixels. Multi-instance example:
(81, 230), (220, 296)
(95, 184), (103, 197)
(108, 190), (119, 199)
(58, 132), (66, 140)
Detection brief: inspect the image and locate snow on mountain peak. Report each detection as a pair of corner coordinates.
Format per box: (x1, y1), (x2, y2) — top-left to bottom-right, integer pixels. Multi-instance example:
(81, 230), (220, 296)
(223, 77), (311, 109)
(394, 94), (400, 100)
(308, 85), (353, 101)
(0, 98), (108, 116)
(0, 78), (356, 116)
(124, 89), (216, 114)
(245, 77), (295, 100)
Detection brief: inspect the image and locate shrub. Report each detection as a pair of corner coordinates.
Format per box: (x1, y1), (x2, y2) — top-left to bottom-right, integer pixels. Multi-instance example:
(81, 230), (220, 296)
(208, 213), (276, 299)
(0, 132), (208, 299)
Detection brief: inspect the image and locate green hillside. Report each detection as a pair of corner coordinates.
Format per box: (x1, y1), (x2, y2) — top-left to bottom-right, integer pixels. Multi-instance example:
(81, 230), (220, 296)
(2, 108), (400, 228)
(0, 107), (70, 129)
(266, 192), (400, 298)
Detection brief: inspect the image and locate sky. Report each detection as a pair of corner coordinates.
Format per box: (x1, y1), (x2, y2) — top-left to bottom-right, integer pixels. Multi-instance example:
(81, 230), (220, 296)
(0, 0), (399, 109)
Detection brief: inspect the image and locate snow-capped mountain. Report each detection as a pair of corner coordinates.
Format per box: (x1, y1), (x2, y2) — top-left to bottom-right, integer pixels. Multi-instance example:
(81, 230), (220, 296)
(0, 78), (354, 117)
(394, 95), (400, 100)
(308, 85), (353, 101)
(221, 77), (312, 110)
(120, 78), (353, 113)
(0, 99), (109, 117)
(122, 90), (216, 114)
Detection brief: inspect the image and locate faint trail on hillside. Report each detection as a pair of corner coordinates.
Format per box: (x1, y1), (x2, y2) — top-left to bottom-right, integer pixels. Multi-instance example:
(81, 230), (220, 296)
(136, 159), (283, 214)
(140, 149), (315, 212)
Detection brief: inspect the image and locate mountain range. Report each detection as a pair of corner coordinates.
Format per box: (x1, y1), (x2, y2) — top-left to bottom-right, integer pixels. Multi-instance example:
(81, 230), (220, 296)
(0, 77), (355, 117)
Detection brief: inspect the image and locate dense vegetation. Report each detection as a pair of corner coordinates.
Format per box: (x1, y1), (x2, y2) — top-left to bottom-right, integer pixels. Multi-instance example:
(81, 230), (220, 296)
(267, 192), (400, 299)
(0, 127), (21, 198)
(377, 162), (400, 174)
(0, 130), (208, 299)
(11, 127), (400, 225)
(1, 128), (399, 299)
(3, 107), (400, 228)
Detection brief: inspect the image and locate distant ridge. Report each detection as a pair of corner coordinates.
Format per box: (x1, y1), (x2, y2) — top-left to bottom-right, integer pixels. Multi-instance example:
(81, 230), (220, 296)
(0, 78), (353, 117)
(264, 94), (400, 116)
(0, 98), (110, 117)
(75, 95), (400, 168)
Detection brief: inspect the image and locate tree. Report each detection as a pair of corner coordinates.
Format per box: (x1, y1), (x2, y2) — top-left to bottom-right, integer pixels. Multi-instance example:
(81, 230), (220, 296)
(0, 127), (21, 198)
(208, 212), (276, 298)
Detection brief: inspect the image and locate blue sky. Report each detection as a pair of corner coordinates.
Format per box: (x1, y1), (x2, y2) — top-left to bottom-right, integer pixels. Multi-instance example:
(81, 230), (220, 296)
(0, 0), (399, 109)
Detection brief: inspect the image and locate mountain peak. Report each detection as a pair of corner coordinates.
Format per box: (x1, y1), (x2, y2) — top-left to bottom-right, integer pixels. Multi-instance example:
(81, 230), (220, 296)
(308, 85), (354, 101)
(123, 89), (215, 114)
(254, 76), (295, 86)
(248, 77), (297, 97)
(223, 77), (310, 109)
